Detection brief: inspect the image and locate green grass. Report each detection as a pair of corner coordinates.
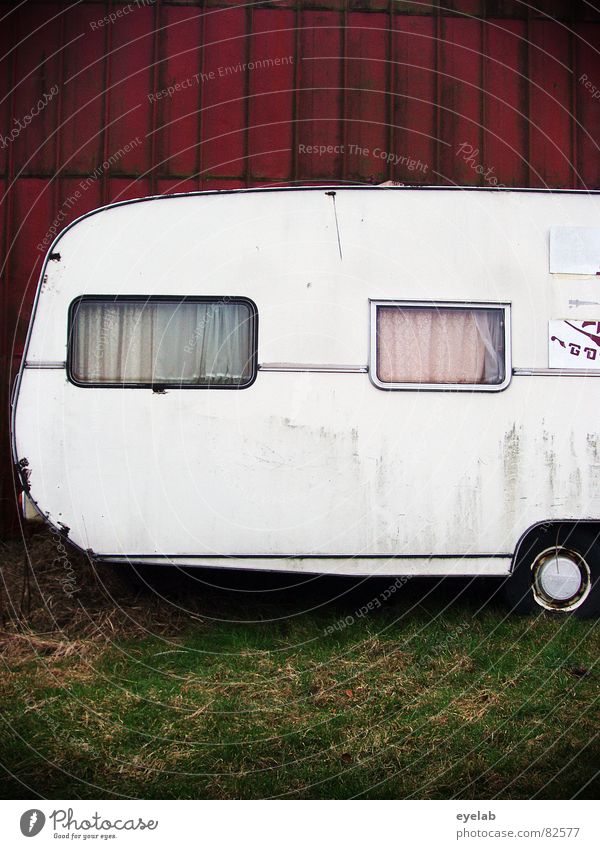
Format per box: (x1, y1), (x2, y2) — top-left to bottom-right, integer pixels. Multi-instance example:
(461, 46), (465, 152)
(1, 548), (598, 799)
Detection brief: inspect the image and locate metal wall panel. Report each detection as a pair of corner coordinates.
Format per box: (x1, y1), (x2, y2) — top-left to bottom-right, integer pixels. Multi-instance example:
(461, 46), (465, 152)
(1, 0), (599, 531)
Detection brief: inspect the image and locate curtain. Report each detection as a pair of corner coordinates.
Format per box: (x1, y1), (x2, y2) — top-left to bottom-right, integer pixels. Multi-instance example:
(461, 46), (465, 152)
(376, 306), (504, 385)
(71, 300), (252, 385)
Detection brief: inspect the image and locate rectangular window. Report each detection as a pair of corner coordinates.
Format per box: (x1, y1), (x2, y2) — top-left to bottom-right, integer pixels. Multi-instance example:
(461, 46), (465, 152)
(68, 296), (257, 388)
(370, 300), (510, 391)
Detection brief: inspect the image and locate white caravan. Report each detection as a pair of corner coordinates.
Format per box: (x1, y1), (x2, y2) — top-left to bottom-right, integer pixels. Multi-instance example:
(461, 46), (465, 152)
(12, 186), (600, 616)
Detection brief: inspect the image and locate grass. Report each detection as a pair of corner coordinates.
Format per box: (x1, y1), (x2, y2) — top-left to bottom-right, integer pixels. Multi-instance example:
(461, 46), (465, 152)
(0, 531), (598, 799)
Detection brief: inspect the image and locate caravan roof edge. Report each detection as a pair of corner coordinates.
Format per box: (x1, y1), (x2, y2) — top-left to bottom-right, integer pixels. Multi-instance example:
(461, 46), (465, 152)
(41, 182), (600, 259)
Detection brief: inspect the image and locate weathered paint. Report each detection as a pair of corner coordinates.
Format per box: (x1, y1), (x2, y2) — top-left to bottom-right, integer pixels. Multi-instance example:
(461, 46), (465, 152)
(1, 2), (600, 530)
(12, 186), (600, 575)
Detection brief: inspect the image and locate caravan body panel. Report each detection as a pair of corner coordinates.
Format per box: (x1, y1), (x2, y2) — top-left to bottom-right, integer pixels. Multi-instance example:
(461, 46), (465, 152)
(13, 187), (600, 575)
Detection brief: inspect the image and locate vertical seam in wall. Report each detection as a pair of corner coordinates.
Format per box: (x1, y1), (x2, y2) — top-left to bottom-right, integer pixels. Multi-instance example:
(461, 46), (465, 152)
(243, 4), (252, 186)
(101, 0), (112, 205)
(149, 0), (161, 196)
(53, 11), (65, 213)
(196, 1), (206, 191)
(526, 7), (533, 188)
(480, 8), (486, 188)
(291, 4), (301, 186)
(387, 0), (395, 183)
(570, 23), (579, 189)
(341, 1), (348, 185)
(1, 11), (20, 531)
(2, 14), (17, 398)
(435, 1), (442, 181)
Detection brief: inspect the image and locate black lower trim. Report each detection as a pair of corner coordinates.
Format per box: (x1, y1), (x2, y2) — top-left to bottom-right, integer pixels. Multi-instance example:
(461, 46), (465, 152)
(97, 552), (512, 560)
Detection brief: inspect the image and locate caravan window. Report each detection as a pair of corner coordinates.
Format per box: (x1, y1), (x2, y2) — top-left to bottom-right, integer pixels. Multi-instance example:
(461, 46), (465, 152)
(370, 300), (511, 391)
(68, 296), (257, 388)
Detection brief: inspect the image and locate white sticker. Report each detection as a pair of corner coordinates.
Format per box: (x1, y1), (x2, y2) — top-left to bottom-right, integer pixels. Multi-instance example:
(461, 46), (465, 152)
(550, 227), (600, 274)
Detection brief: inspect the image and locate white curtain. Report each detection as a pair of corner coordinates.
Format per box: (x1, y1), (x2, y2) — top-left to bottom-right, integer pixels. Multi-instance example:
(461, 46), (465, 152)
(72, 300), (252, 385)
(376, 306), (504, 385)
(474, 309), (504, 384)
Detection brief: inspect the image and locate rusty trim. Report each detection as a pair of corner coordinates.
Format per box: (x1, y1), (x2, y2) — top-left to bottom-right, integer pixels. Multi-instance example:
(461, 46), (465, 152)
(16, 457), (30, 493)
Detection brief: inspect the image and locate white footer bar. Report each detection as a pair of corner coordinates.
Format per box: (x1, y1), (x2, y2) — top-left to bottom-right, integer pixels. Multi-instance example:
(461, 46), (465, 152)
(1, 800), (597, 848)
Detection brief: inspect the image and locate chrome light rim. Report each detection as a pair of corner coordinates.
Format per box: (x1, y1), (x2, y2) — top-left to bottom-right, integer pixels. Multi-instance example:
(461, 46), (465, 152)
(531, 546), (592, 612)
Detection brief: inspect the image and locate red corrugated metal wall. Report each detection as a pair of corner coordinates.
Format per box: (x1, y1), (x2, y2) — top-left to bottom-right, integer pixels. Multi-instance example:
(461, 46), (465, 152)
(1, 1), (599, 531)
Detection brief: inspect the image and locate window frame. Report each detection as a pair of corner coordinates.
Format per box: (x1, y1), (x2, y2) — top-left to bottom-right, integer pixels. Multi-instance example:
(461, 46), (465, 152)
(67, 294), (259, 390)
(369, 299), (512, 392)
